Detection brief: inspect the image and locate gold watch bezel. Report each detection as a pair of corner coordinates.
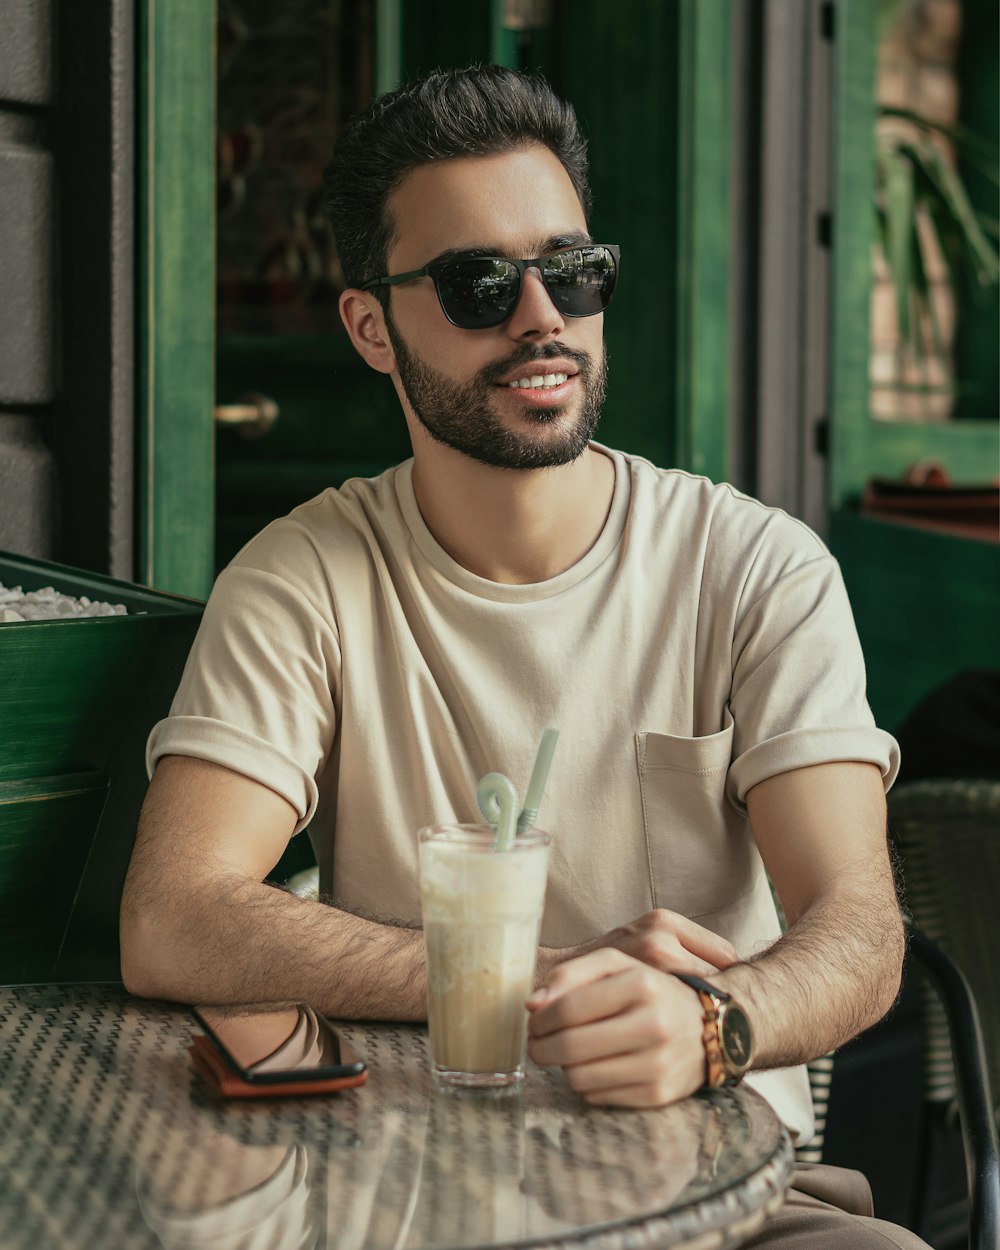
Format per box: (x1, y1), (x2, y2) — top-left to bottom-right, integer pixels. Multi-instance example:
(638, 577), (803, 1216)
(695, 990), (754, 1087)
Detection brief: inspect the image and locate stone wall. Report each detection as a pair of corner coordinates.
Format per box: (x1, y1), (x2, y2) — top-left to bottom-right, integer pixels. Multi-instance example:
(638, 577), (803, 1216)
(0, 0), (134, 576)
(0, 0), (57, 557)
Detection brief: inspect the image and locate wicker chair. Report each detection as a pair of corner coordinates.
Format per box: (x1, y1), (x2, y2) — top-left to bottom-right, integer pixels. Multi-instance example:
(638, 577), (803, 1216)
(889, 779), (1000, 1250)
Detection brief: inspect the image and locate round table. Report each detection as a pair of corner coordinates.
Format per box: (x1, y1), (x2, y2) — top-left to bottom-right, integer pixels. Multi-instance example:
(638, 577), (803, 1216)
(0, 984), (794, 1249)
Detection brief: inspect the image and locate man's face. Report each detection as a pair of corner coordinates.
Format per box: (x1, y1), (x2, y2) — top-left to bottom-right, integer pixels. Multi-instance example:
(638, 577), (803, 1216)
(379, 145), (608, 470)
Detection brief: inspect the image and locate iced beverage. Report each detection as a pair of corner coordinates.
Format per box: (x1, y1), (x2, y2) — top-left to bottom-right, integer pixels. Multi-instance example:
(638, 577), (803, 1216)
(418, 824), (550, 1087)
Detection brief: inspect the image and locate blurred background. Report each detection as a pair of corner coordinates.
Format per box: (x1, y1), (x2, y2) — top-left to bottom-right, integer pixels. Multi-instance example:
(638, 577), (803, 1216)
(0, 2), (996, 1245)
(2, 0), (996, 721)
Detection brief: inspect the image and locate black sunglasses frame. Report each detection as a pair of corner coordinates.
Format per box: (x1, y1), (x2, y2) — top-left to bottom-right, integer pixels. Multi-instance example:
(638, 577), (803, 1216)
(362, 244), (620, 330)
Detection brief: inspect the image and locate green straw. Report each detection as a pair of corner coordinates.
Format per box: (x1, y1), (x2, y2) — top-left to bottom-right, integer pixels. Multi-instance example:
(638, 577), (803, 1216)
(517, 728), (559, 834)
(476, 772), (519, 853)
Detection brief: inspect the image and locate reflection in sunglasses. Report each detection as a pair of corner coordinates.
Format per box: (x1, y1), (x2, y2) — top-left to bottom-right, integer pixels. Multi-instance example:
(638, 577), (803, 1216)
(364, 245), (620, 330)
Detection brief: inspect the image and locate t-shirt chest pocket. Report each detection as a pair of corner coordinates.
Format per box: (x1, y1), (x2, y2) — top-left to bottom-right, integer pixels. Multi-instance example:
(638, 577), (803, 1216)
(635, 713), (757, 918)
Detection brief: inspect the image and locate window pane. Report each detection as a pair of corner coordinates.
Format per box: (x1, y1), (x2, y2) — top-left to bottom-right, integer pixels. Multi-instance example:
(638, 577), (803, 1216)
(216, 0), (375, 337)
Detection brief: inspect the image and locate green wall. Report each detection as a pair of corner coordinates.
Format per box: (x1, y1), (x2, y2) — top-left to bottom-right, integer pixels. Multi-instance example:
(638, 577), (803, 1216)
(831, 512), (1000, 733)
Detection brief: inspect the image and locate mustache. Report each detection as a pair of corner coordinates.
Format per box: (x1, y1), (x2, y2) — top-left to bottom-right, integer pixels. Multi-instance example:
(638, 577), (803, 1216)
(479, 341), (594, 385)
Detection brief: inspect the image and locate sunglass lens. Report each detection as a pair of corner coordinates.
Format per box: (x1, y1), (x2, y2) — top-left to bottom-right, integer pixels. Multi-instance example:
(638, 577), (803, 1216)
(542, 246), (617, 317)
(437, 258), (520, 328)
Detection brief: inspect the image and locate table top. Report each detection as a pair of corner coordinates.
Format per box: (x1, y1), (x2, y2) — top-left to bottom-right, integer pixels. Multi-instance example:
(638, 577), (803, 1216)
(0, 984), (794, 1250)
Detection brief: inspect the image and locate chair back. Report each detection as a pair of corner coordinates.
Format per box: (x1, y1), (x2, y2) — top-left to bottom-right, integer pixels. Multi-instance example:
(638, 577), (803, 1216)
(889, 779), (1000, 1118)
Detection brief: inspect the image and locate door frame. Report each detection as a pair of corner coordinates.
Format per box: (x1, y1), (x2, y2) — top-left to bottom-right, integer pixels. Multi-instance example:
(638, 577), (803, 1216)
(136, 0), (215, 598)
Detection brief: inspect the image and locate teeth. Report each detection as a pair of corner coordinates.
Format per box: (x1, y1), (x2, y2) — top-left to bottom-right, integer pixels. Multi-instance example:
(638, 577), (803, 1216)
(507, 372), (569, 390)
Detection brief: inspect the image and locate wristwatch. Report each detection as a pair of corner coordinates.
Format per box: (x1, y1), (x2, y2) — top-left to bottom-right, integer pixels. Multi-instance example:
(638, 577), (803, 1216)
(675, 973), (754, 1088)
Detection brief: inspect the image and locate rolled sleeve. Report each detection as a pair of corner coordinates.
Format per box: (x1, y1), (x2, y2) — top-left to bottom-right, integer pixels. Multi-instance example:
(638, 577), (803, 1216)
(726, 554), (900, 812)
(728, 725), (899, 810)
(146, 565), (341, 833)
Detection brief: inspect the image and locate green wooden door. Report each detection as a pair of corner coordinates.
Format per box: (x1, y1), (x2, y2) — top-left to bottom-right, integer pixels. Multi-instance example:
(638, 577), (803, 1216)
(213, 2), (410, 571)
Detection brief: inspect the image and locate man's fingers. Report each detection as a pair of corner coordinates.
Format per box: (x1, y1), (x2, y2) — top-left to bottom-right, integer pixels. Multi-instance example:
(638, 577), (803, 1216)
(581, 1083), (677, 1109)
(587, 910), (740, 976)
(529, 964), (648, 1039)
(559, 1049), (667, 1094)
(666, 952), (720, 978)
(528, 1001), (660, 1066)
(527, 947), (635, 1015)
(670, 914), (740, 970)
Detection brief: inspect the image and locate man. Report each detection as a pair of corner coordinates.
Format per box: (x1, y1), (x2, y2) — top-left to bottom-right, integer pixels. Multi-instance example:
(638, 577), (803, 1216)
(121, 66), (927, 1247)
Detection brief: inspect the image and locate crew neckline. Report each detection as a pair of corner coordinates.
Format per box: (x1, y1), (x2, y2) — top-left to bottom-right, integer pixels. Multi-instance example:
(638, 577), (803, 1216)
(395, 443), (630, 603)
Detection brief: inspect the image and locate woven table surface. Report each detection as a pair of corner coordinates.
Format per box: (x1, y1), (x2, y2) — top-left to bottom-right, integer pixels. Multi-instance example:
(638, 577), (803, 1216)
(0, 984), (793, 1249)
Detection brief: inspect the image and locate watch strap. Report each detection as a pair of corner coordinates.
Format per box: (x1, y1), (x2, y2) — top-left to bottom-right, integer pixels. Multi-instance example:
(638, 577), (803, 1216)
(675, 973), (743, 1088)
(674, 972), (731, 1003)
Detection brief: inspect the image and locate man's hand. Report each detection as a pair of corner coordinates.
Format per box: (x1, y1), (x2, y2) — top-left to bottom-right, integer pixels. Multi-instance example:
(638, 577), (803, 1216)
(526, 948), (706, 1108)
(539, 909), (739, 982)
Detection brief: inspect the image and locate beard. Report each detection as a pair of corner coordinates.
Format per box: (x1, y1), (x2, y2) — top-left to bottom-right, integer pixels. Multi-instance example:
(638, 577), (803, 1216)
(384, 314), (607, 471)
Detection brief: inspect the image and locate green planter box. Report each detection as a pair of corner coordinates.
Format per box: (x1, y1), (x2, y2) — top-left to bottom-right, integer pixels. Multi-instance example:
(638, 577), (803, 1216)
(0, 550), (203, 984)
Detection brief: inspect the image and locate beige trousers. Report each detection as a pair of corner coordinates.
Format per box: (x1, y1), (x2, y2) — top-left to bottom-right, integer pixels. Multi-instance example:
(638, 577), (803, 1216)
(744, 1164), (934, 1249)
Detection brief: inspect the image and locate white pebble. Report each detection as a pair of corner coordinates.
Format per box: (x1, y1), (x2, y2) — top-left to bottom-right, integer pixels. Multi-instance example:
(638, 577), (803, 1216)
(0, 579), (129, 622)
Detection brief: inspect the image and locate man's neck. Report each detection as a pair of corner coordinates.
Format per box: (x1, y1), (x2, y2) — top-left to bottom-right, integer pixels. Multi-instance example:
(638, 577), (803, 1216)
(410, 444), (616, 585)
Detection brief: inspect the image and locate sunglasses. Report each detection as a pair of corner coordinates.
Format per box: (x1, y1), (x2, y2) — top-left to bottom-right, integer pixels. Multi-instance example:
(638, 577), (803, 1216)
(362, 244), (620, 330)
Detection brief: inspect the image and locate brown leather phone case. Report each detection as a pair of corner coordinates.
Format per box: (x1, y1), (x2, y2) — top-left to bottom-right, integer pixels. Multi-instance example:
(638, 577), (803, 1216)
(188, 1034), (368, 1099)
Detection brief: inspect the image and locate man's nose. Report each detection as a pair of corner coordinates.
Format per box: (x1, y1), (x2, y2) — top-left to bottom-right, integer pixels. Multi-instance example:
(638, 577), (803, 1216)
(505, 267), (566, 342)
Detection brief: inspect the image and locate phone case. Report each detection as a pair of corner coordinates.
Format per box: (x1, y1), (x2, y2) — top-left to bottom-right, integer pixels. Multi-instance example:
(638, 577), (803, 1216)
(188, 1034), (368, 1099)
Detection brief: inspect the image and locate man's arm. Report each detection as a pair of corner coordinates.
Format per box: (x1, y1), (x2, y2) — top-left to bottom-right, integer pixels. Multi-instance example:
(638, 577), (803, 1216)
(713, 759), (903, 1066)
(122, 757), (736, 1020)
(119, 755), (426, 1019)
(527, 761), (904, 1105)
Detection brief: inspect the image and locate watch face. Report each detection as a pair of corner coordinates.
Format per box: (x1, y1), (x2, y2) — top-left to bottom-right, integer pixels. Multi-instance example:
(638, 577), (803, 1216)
(719, 1004), (753, 1073)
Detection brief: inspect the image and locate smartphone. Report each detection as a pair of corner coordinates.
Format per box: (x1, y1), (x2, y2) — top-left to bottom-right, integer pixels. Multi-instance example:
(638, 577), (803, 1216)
(191, 1002), (367, 1098)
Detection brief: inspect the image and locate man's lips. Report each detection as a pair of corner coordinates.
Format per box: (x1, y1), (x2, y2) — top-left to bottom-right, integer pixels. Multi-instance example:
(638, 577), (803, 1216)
(496, 373), (577, 407)
(493, 360), (580, 388)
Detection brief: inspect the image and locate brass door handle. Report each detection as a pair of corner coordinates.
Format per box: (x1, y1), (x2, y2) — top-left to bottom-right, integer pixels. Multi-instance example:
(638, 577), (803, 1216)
(213, 393), (279, 439)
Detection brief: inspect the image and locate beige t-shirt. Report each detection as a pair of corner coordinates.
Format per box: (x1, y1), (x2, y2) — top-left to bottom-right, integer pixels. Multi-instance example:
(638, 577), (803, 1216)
(148, 445), (899, 1142)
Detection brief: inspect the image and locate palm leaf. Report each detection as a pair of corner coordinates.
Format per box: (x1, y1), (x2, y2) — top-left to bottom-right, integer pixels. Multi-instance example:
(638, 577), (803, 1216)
(879, 106), (1000, 185)
(922, 145), (999, 284)
(917, 203), (954, 362)
(975, 213), (999, 242)
(882, 147), (915, 343)
(873, 105), (998, 385)
(896, 138), (1000, 289)
(910, 212), (949, 371)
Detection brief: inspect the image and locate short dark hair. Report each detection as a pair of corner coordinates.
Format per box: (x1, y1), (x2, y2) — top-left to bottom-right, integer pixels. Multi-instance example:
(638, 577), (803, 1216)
(324, 64), (591, 295)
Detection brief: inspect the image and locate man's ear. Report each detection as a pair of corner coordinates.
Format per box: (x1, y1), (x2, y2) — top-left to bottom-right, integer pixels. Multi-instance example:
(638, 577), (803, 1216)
(339, 289), (396, 375)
